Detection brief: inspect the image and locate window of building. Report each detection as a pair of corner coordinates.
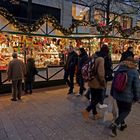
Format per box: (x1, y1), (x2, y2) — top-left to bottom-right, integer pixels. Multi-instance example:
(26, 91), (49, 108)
(121, 16), (132, 29)
(94, 9), (105, 23)
(72, 3), (90, 21)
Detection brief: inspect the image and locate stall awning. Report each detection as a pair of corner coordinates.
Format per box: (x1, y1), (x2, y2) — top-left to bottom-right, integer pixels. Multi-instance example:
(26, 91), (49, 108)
(0, 0), (61, 24)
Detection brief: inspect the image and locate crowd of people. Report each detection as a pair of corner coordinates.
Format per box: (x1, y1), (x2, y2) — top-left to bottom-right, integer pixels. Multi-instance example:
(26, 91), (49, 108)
(64, 43), (140, 137)
(6, 43), (140, 137)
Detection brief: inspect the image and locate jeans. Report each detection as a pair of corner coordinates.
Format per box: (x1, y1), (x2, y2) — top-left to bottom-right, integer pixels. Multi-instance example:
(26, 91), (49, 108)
(100, 89), (106, 105)
(64, 70), (74, 92)
(115, 100), (132, 125)
(25, 81), (32, 93)
(12, 79), (22, 99)
(86, 88), (102, 115)
(76, 74), (85, 95)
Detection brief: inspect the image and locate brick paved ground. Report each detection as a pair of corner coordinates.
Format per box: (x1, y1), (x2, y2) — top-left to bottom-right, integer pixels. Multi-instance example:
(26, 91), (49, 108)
(0, 84), (140, 140)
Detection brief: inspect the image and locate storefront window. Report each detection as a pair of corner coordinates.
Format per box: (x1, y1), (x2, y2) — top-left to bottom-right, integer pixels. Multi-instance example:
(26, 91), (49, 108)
(94, 10), (105, 23)
(121, 16), (132, 29)
(72, 3), (90, 21)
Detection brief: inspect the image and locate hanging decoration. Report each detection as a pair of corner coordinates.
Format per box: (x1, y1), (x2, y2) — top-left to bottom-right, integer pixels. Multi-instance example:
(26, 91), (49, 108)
(0, 7), (140, 37)
(96, 20), (140, 38)
(0, 7), (97, 35)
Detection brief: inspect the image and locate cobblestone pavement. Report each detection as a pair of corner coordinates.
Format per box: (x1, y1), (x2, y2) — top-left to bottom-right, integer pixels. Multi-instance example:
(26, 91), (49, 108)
(0, 84), (140, 140)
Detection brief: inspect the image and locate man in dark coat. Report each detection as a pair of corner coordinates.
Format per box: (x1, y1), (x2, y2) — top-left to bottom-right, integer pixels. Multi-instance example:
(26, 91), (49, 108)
(76, 48), (89, 96)
(120, 47), (134, 62)
(64, 45), (78, 94)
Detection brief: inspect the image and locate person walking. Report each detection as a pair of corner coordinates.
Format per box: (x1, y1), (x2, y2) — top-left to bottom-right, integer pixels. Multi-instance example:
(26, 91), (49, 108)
(76, 48), (88, 96)
(64, 44), (78, 94)
(81, 50), (106, 122)
(98, 44), (113, 108)
(110, 57), (140, 137)
(24, 57), (38, 94)
(120, 47), (134, 62)
(7, 52), (25, 101)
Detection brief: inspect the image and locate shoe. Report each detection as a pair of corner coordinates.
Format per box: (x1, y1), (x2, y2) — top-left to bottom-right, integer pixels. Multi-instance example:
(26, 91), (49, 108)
(105, 95), (109, 98)
(24, 91), (28, 94)
(18, 97), (21, 100)
(98, 103), (108, 109)
(67, 91), (74, 95)
(93, 113), (102, 120)
(11, 98), (17, 101)
(81, 109), (90, 122)
(84, 89), (91, 100)
(120, 124), (127, 131)
(110, 123), (117, 137)
(83, 87), (86, 91)
(76, 93), (81, 97)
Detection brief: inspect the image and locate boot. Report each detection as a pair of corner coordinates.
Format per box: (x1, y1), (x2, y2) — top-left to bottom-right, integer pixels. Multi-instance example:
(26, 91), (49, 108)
(120, 123), (127, 131)
(93, 113), (102, 120)
(81, 109), (90, 122)
(110, 123), (117, 137)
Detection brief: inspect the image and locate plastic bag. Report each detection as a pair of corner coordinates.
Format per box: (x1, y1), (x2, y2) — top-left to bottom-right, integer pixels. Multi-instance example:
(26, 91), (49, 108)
(103, 97), (118, 122)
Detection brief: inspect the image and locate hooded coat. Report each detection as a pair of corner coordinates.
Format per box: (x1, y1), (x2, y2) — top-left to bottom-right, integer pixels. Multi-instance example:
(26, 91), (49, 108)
(111, 60), (140, 103)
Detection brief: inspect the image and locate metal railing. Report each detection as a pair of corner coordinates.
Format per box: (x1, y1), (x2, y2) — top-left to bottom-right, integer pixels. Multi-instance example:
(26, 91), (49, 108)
(0, 66), (64, 86)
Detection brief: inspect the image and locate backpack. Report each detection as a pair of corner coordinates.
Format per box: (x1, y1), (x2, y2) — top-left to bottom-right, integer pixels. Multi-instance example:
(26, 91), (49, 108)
(81, 58), (96, 82)
(113, 71), (128, 92)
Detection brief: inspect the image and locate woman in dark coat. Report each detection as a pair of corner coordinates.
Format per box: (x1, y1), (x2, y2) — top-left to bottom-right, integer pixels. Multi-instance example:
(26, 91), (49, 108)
(25, 58), (38, 94)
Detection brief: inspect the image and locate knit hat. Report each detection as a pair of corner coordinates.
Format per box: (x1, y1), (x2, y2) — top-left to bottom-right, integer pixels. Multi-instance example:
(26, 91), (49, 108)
(79, 48), (86, 54)
(100, 44), (109, 54)
(12, 52), (18, 58)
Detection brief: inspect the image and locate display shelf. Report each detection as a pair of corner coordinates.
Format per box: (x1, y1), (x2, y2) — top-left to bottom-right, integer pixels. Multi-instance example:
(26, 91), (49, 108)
(37, 52), (59, 55)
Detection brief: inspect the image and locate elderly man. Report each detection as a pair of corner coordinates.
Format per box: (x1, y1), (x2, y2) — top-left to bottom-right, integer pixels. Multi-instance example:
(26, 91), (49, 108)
(7, 52), (25, 101)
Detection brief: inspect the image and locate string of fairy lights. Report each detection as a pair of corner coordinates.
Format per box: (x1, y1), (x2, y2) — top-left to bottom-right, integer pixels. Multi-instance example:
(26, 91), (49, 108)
(0, 7), (140, 37)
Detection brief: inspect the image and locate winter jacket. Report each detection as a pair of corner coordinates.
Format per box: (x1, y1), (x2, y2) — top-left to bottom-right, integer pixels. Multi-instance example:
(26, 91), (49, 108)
(77, 53), (89, 74)
(88, 57), (106, 89)
(65, 51), (78, 73)
(25, 58), (38, 82)
(111, 60), (140, 103)
(7, 58), (25, 80)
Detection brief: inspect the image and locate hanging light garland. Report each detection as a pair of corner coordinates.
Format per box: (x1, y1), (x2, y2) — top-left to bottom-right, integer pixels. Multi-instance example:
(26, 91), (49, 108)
(0, 7), (140, 37)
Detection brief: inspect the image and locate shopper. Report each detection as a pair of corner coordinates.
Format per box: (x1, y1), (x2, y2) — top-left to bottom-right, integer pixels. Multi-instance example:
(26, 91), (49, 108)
(120, 47), (134, 62)
(7, 52), (25, 101)
(25, 57), (38, 94)
(81, 50), (106, 122)
(76, 48), (88, 96)
(110, 57), (140, 137)
(98, 44), (113, 108)
(64, 43), (78, 94)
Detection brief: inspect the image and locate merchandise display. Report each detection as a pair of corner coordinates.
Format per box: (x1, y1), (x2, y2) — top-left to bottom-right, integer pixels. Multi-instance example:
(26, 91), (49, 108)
(101, 38), (140, 61)
(0, 34), (69, 69)
(0, 33), (140, 70)
(0, 34), (24, 70)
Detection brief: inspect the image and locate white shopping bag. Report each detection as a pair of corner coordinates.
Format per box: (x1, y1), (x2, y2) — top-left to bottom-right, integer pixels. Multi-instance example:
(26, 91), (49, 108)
(103, 97), (118, 122)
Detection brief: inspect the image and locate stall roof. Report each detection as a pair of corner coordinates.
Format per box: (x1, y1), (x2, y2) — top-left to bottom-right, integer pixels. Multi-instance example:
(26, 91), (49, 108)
(0, 0), (61, 24)
(1, 31), (140, 41)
